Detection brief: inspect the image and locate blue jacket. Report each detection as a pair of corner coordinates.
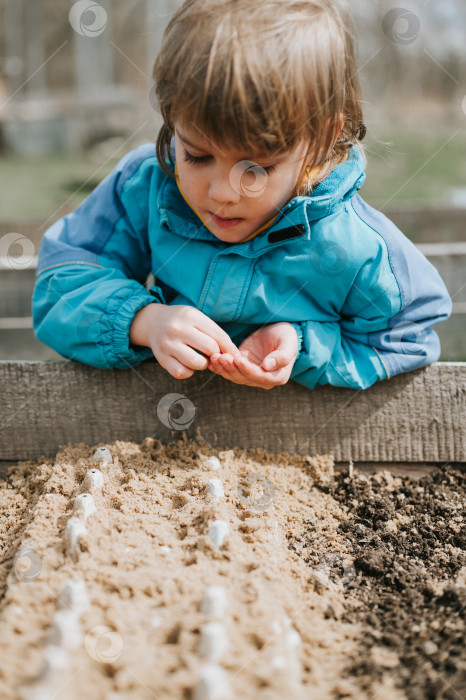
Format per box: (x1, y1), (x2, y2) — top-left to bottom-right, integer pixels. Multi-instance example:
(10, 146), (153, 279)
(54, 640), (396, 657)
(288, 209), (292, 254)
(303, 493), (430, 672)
(32, 142), (452, 390)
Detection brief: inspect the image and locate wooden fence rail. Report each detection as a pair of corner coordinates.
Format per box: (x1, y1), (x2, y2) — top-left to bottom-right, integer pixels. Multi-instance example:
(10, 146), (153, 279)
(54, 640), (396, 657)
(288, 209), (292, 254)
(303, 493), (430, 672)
(1, 360), (465, 464)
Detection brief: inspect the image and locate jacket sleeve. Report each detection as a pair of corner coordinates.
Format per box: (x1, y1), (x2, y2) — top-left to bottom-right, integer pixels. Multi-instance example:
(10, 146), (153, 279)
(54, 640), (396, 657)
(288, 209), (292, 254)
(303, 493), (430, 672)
(289, 213), (452, 391)
(32, 144), (166, 369)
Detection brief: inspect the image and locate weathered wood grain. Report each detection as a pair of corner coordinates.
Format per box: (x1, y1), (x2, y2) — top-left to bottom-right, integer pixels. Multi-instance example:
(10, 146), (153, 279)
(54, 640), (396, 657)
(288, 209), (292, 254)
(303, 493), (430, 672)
(0, 360), (465, 462)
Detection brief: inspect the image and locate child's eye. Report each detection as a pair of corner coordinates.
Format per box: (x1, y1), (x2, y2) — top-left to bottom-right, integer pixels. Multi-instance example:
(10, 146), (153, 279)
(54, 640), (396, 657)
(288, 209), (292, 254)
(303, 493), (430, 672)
(183, 148), (276, 173)
(183, 150), (209, 165)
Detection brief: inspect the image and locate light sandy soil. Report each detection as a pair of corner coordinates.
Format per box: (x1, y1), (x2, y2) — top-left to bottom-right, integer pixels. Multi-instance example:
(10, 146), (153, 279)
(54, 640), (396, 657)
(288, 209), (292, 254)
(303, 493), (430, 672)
(0, 434), (406, 700)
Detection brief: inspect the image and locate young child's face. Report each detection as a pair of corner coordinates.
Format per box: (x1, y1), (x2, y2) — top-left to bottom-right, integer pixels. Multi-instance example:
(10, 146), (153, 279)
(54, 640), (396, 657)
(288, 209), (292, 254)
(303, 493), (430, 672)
(173, 122), (309, 243)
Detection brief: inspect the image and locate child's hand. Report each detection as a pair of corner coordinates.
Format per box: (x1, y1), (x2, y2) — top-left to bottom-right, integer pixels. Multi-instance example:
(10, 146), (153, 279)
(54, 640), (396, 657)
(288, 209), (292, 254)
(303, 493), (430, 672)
(130, 303), (239, 379)
(207, 322), (299, 390)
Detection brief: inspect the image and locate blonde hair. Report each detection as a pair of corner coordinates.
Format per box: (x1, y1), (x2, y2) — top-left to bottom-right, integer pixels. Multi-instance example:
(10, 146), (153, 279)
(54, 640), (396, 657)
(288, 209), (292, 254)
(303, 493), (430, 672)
(153, 0), (366, 196)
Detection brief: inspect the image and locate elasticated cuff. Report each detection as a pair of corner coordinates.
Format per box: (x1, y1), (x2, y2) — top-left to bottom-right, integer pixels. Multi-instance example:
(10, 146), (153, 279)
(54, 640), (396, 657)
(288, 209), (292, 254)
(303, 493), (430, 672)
(104, 289), (159, 368)
(290, 321), (304, 359)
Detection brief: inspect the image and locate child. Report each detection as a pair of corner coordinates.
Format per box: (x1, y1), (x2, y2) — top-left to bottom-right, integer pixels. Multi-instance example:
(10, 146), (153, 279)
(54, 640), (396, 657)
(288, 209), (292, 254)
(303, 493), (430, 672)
(32, 0), (452, 391)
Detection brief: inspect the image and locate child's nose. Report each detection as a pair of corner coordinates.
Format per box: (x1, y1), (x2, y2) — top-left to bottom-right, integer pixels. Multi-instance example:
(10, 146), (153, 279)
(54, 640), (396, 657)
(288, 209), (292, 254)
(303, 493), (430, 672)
(208, 169), (242, 205)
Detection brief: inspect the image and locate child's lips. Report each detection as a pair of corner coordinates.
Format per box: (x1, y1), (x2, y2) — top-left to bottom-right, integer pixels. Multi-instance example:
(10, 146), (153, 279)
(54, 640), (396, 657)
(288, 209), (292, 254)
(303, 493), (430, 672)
(209, 212), (244, 228)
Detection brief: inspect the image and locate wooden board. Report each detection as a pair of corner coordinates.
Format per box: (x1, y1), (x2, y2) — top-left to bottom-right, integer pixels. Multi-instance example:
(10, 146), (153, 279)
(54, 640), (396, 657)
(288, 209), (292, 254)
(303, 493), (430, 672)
(0, 360), (465, 463)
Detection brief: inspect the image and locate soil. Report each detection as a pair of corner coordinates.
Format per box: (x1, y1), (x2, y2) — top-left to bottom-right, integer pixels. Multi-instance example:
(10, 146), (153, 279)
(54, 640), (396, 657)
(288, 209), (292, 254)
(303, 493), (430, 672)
(0, 434), (464, 700)
(291, 466), (466, 699)
(337, 467), (466, 699)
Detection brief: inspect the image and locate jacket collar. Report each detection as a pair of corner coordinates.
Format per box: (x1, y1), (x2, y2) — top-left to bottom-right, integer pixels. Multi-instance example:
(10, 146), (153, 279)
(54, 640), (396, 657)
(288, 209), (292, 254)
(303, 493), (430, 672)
(156, 144), (366, 245)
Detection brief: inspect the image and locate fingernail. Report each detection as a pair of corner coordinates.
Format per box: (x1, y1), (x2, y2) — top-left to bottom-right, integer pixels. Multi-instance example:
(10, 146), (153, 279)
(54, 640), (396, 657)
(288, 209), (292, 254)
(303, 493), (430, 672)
(264, 358), (276, 370)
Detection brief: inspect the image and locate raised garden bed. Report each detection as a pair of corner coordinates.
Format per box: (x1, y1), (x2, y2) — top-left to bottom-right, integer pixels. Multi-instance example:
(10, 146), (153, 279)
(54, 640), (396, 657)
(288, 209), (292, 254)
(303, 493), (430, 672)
(0, 361), (465, 699)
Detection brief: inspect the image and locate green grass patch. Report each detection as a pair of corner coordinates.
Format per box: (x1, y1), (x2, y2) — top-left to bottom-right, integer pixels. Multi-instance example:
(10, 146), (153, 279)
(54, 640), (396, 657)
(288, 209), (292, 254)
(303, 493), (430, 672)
(0, 152), (121, 223)
(360, 125), (466, 207)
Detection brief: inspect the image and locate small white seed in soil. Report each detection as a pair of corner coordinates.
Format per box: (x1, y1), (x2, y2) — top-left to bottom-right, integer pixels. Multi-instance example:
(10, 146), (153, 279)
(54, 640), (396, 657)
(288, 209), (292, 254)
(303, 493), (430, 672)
(82, 468), (104, 492)
(423, 641), (438, 655)
(207, 520), (229, 548)
(160, 545), (171, 554)
(42, 644), (70, 672)
(193, 663), (232, 700)
(286, 628), (303, 685)
(27, 680), (68, 700)
(198, 622), (229, 662)
(200, 586), (227, 617)
(48, 610), (83, 650)
(26, 690), (53, 700)
(286, 628), (302, 654)
(64, 517), (87, 558)
(25, 691), (49, 700)
(204, 456), (221, 471)
(271, 655), (287, 669)
(208, 479), (224, 498)
(58, 578), (89, 616)
(73, 493), (96, 520)
(92, 447), (112, 466)
(9, 604), (24, 617)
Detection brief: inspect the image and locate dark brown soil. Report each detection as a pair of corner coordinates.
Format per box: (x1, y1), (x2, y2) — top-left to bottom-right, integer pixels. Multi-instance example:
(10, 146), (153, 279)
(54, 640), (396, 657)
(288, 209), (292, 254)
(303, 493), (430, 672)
(291, 465), (466, 700)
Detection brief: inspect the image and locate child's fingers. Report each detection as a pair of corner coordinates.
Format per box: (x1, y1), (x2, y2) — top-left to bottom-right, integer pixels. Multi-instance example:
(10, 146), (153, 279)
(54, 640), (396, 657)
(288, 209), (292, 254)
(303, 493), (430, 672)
(208, 354), (222, 373)
(234, 353), (273, 380)
(230, 354), (288, 388)
(211, 327), (239, 356)
(210, 354), (251, 385)
(212, 352), (290, 389)
(209, 354), (235, 379)
(218, 354), (245, 381)
(213, 353), (260, 384)
(262, 351), (291, 371)
(215, 351), (284, 385)
(166, 357), (195, 380)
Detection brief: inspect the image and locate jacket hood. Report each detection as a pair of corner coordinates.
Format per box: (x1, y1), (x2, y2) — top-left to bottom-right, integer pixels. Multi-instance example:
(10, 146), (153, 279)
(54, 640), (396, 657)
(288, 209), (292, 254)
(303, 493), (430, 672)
(157, 142), (366, 244)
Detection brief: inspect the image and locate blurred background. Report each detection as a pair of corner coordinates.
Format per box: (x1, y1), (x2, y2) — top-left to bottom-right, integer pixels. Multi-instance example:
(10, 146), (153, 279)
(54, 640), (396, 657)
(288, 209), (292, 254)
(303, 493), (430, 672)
(0, 0), (465, 361)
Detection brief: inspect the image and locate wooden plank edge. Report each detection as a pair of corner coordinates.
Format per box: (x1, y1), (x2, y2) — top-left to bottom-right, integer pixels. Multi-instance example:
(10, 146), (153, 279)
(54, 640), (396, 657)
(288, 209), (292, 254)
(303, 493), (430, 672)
(334, 461), (465, 479)
(0, 360), (465, 367)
